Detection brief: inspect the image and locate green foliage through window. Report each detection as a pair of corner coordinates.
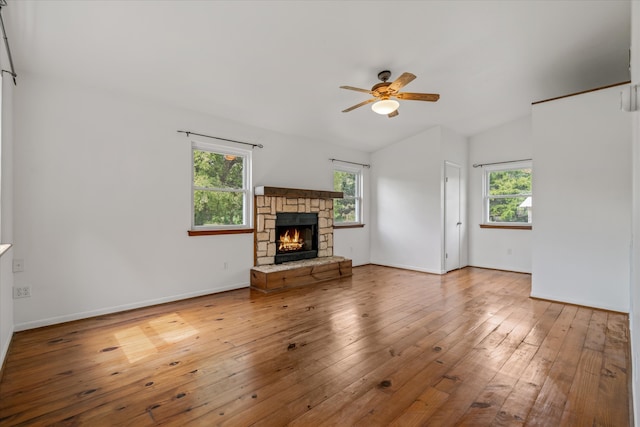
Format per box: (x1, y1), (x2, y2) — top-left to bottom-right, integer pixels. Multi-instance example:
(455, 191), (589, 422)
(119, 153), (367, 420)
(486, 166), (532, 223)
(334, 169), (360, 223)
(192, 147), (248, 227)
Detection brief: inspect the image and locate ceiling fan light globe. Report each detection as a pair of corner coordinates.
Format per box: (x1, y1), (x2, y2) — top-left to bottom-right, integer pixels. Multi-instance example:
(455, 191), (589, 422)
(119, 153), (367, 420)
(371, 99), (399, 115)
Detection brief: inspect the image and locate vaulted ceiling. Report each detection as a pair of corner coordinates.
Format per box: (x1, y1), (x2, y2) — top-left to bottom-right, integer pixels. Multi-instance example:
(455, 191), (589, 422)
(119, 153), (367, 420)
(4, 0), (631, 152)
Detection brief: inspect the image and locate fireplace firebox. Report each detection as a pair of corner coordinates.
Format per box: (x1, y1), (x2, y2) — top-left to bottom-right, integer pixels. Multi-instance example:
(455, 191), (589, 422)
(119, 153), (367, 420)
(274, 212), (318, 264)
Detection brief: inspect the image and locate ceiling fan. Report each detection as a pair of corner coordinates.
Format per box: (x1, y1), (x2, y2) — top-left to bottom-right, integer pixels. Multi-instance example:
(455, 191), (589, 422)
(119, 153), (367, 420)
(340, 70), (439, 118)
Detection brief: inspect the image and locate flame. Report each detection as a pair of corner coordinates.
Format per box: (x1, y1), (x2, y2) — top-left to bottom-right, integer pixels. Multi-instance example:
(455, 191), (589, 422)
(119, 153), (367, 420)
(279, 228), (304, 252)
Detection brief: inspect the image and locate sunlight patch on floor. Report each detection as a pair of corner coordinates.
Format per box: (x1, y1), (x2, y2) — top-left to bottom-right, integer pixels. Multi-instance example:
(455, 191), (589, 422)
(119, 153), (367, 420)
(149, 313), (199, 344)
(113, 313), (198, 363)
(114, 326), (158, 363)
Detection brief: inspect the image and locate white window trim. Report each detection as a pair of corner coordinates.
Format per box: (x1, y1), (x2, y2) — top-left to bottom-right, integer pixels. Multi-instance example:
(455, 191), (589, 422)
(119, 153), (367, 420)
(191, 141), (253, 230)
(333, 165), (363, 225)
(482, 160), (532, 226)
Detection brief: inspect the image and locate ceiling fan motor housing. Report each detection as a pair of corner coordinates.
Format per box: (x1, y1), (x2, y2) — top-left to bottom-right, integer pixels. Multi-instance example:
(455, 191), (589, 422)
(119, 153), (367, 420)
(372, 82), (392, 97)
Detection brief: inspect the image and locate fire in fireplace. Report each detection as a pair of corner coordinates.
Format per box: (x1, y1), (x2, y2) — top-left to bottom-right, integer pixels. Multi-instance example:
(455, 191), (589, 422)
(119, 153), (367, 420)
(275, 213), (318, 264)
(278, 228), (304, 252)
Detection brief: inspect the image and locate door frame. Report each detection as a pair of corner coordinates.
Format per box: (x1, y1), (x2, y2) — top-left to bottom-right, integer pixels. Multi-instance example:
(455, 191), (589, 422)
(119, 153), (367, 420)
(442, 161), (462, 273)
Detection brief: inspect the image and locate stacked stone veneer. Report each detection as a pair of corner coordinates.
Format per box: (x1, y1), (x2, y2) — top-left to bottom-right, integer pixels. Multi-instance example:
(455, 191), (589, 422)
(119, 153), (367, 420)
(255, 195), (334, 266)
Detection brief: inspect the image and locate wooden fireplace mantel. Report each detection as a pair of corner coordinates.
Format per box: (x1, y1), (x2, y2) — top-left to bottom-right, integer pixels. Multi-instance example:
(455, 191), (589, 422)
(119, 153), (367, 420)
(255, 186), (343, 199)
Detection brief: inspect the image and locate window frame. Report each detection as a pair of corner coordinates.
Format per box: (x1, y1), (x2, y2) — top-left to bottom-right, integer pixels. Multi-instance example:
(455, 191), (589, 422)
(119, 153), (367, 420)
(482, 160), (532, 227)
(191, 141), (253, 232)
(333, 166), (363, 226)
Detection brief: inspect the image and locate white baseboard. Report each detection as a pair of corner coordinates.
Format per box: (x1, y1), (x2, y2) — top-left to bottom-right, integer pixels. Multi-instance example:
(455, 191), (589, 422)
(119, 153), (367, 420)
(1, 325), (14, 368)
(370, 261), (444, 275)
(14, 282), (249, 331)
(529, 290), (629, 313)
(467, 263), (531, 274)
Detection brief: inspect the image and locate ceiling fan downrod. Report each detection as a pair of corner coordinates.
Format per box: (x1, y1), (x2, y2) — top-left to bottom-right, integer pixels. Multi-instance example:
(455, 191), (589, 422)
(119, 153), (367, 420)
(377, 70), (392, 82)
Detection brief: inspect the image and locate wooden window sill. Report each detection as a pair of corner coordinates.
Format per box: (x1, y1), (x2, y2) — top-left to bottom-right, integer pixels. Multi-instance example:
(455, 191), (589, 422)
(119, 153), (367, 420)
(334, 224), (365, 229)
(479, 224), (532, 230)
(188, 228), (254, 236)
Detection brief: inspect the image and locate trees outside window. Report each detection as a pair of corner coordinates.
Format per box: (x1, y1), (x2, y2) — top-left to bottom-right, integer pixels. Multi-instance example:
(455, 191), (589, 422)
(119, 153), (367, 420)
(333, 168), (362, 224)
(483, 161), (532, 224)
(192, 142), (252, 229)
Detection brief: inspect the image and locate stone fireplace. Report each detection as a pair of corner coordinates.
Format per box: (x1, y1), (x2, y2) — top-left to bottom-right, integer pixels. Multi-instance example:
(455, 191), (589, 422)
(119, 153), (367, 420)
(252, 186), (352, 292)
(254, 186), (341, 266)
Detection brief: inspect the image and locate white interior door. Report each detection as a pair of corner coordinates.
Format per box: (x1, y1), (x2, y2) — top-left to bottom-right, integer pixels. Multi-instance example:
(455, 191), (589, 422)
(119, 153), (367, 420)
(445, 162), (461, 272)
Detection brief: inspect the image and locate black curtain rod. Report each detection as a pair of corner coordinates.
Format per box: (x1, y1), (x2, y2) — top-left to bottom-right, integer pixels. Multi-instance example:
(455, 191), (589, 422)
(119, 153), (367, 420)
(178, 130), (263, 149)
(472, 158), (532, 168)
(0, 2), (17, 85)
(330, 158), (371, 168)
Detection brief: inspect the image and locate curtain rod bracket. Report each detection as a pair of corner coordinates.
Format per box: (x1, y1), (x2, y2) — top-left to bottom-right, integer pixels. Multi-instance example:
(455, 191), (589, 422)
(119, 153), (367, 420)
(178, 130), (263, 149)
(1, 69), (16, 85)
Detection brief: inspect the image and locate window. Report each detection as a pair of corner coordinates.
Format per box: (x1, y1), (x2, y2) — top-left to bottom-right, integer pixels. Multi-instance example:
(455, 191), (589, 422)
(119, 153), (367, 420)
(483, 161), (532, 225)
(333, 167), (362, 225)
(191, 142), (252, 230)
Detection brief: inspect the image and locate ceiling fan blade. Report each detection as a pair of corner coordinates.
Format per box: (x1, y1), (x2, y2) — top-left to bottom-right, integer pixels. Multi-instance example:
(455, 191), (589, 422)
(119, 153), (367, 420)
(342, 98), (376, 113)
(388, 110), (399, 118)
(340, 85), (373, 94)
(388, 72), (416, 93)
(395, 92), (440, 102)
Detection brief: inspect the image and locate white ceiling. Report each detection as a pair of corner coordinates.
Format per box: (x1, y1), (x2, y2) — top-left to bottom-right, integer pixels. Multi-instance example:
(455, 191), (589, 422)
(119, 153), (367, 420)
(4, 0), (632, 152)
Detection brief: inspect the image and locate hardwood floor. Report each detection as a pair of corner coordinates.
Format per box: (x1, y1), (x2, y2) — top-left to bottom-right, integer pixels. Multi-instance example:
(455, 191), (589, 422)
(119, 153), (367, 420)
(0, 266), (630, 426)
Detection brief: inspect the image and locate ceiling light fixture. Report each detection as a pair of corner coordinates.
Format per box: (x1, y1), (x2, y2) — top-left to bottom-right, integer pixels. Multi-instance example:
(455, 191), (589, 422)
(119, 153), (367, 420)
(371, 99), (399, 115)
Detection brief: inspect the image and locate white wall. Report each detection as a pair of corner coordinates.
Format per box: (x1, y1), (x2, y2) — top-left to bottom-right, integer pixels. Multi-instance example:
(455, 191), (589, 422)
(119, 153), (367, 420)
(0, 74), (14, 365)
(531, 85), (631, 312)
(370, 126), (468, 274)
(629, 0), (640, 422)
(12, 73), (370, 330)
(370, 127), (442, 273)
(468, 116), (533, 273)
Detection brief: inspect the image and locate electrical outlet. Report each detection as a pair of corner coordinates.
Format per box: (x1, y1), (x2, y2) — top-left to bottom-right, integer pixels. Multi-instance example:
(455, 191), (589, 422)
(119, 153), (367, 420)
(223, 262), (229, 270)
(12, 259), (24, 273)
(13, 286), (31, 299)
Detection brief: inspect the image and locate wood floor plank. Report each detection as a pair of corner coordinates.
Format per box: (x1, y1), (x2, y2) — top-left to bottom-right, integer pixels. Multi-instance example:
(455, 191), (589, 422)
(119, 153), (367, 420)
(523, 306), (593, 426)
(254, 275), (515, 426)
(149, 285), (453, 424)
(307, 287), (525, 425)
(454, 300), (552, 425)
(0, 265), (630, 426)
(558, 309), (609, 425)
(93, 274), (455, 425)
(387, 386), (450, 427)
(256, 280), (516, 425)
(412, 306), (536, 425)
(490, 303), (575, 425)
(40, 291), (429, 424)
(558, 347), (603, 426)
(595, 313), (631, 426)
(225, 301), (487, 426)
